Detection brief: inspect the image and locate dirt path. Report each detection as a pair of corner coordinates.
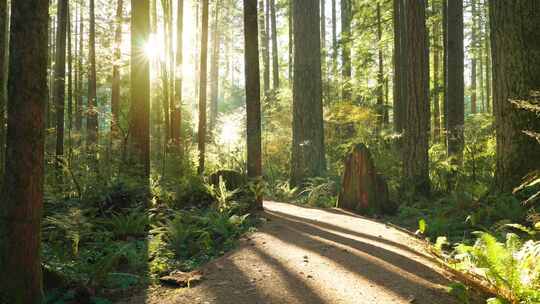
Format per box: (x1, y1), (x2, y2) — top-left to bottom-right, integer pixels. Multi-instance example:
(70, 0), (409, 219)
(125, 201), (463, 304)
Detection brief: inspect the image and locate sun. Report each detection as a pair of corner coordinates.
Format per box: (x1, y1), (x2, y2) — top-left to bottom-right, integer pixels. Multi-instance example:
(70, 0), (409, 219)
(144, 33), (165, 60)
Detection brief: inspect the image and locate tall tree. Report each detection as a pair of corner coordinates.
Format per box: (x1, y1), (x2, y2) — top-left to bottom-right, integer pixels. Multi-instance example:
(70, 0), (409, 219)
(87, 0), (98, 146)
(243, 0), (263, 209)
(288, 0), (293, 84)
(209, 0), (221, 132)
(331, 0), (337, 83)
(392, 0), (402, 132)
(489, 0), (540, 192)
(111, 0), (124, 133)
(341, 0), (352, 101)
(129, 0), (150, 177)
(446, 0), (464, 162)
(270, 0), (279, 89)
(432, 0), (442, 141)
(172, 0), (184, 147)
(259, 0), (270, 94)
(75, 2), (84, 132)
(470, 0), (477, 114)
(160, 0), (171, 141)
(403, 0), (430, 195)
(290, 0), (326, 186)
(67, 5), (73, 134)
(376, 2), (384, 129)
(0, 0), (8, 177)
(54, 0), (68, 161)
(483, 1), (491, 114)
(0, 0), (48, 302)
(197, 0), (209, 174)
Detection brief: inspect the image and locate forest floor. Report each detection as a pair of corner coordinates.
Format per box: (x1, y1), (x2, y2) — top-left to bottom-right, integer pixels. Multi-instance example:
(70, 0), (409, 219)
(121, 201), (468, 304)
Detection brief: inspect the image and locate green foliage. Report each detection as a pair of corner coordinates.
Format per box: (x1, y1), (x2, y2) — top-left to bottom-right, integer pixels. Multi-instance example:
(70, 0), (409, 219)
(297, 177), (337, 208)
(155, 209), (253, 266)
(454, 231), (540, 303)
(99, 209), (149, 240)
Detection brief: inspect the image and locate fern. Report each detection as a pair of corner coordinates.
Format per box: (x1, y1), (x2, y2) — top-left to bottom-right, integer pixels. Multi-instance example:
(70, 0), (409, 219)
(455, 231), (540, 303)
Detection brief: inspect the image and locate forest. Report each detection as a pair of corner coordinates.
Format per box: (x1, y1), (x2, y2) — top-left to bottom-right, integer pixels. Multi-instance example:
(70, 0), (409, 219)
(0, 0), (539, 303)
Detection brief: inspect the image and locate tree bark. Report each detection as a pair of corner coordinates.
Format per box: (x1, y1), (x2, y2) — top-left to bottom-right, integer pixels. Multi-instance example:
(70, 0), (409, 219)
(392, 0), (401, 132)
(432, 0), (441, 142)
(269, 0), (279, 90)
(129, 0), (151, 177)
(172, 0), (184, 147)
(470, 0), (477, 114)
(75, 2), (84, 132)
(259, 0), (270, 94)
(0, 0), (8, 177)
(111, 0), (124, 134)
(290, 0), (326, 187)
(55, 0), (68, 160)
(484, 2), (491, 114)
(403, 0), (430, 195)
(489, 0), (540, 192)
(209, 0), (221, 132)
(67, 5), (73, 134)
(446, 0), (464, 162)
(0, 0), (48, 302)
(341, 0), (352, 101)
(376, 3), (384, 129)
(87, 0), (98, 146)
(243, 0), (263, 209)
(197, 0), (209, 174)
(288, 0), (293, 84)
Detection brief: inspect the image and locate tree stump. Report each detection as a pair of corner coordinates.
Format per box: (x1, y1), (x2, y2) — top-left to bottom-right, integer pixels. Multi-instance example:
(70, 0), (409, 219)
(337, 144), (395, 215)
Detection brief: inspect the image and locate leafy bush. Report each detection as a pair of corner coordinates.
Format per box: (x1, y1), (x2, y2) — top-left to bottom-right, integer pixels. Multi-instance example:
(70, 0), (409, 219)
(99, 209), (149, 241)
(297, 177), (337, 208)
(155, 209), (252, 265)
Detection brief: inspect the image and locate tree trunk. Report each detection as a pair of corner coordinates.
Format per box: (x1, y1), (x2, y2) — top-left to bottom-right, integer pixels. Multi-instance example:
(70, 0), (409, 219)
(290, 0), (326, 187)
(259, 0), (270, 94)
(243, 0), (263, 209)
(403, 0), (430, 195)
(432, 0), (441, 142)
(376, 3), (384, 129)
(129, 0), (150, 177)
(442, 0), (448, 139)
(320, 0), (325, 100)
(331, 0), (337, 92)
(489, 0), (540, 192)
(75, 2), (84, 132)
(392, 0), (401, 132)
(172, 0), (184, 148)
(270, 0), (279, 90)
(341, 0), (352, 101)
(160, 0), (171, 142)
(288, 0), (293, 84)
(0, 0), (48, 302)
(197, 0), (209, 174)
(87, 0), (98, 146)
(0, 0), (8, 178)
(470, 0), (477, 114)
(209, 0), (221, 132)
(111, 0), (123, 134)
(484, 2), (491, 114)
(446, 0), (464, 162)
(67, 5), (73, 134)
(55, 0), (68, 162)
